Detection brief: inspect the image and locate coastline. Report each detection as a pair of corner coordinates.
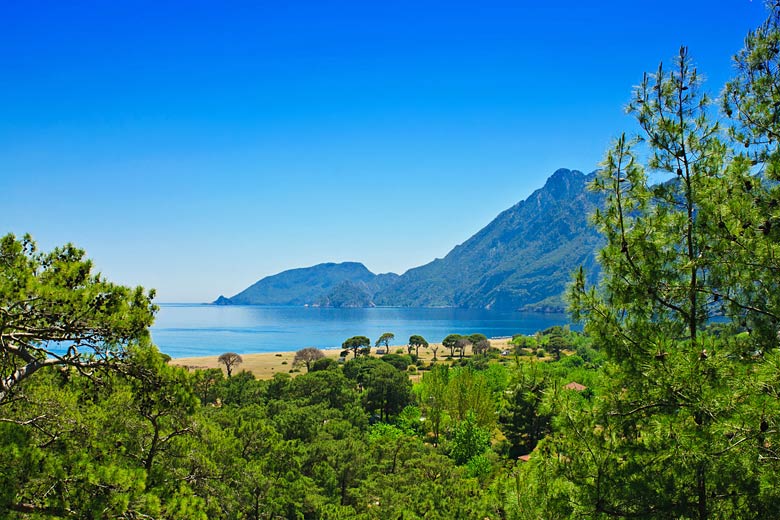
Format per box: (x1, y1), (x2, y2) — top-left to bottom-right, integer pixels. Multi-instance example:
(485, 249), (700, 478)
(170, 339), (512, 379)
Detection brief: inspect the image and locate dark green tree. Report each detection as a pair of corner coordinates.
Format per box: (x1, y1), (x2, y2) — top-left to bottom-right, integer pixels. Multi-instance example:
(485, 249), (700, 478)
(342, 335), (371, 359)
(375, 332), (395, 352)
(419, 364), (450, 445)
(544, 328), (569, 361)
(192, 367), (224, 406)
(380, 353), (413, 371)
(499, 365), (550, 457)
(547, 40), (780, 519)
(442, 334), (462, 358)
(408, 334), (428, 357)
(311, 356), (339, 371)
(362, 362), (413, 422)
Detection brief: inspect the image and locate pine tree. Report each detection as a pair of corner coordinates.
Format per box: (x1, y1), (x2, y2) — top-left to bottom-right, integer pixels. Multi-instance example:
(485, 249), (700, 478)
(530, 28), (780, 519)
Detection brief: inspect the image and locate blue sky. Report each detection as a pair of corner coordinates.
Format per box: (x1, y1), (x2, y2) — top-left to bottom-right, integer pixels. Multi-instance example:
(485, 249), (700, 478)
(1, 1), (768, 302)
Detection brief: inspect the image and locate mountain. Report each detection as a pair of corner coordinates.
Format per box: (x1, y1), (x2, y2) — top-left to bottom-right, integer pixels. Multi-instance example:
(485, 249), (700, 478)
(374, 168), (603, 311)
(214, 262), (399, 307)
(215, 168), (603, 311)
(316, 280), (376, 308)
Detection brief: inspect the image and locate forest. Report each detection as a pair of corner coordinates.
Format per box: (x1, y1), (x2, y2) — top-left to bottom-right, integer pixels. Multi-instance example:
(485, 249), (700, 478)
(5, 4), (780, 519)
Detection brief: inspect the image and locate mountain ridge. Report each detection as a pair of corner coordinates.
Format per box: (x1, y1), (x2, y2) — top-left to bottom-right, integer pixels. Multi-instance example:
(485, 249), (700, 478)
(214, 168), (603, 311)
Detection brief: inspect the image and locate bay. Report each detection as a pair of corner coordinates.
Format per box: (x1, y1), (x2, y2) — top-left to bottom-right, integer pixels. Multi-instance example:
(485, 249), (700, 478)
(152, 304), (573, 358)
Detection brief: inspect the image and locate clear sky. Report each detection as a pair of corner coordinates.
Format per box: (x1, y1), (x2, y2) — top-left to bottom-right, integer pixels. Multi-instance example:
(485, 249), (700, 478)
(1, 0), (768, 302)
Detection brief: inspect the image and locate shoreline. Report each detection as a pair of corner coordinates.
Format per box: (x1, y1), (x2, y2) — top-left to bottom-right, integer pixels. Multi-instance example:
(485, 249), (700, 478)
(169, 339), (512, 380)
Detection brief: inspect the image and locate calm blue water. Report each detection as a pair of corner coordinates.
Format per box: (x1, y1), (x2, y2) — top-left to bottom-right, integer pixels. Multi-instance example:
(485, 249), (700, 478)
(152, 304), (572, 358)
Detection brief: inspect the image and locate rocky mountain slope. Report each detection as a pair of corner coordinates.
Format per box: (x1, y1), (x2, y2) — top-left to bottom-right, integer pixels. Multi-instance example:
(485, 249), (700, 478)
(214, 168), (603, 311)
(375, 168), (602, 311)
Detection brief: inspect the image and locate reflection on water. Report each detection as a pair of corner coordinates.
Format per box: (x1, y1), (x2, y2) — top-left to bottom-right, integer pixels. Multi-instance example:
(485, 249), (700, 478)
(151, 304), (573, 358)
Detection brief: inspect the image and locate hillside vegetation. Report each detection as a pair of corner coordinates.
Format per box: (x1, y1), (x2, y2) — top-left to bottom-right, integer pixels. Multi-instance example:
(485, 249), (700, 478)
(5, 4), (780, 518)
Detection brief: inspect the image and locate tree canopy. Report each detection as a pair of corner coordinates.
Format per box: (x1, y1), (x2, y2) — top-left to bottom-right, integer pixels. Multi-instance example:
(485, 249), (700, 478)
(375, 332), (395, 350)
(342, 335), (371, 358)
(0, 233), (156, 403)
(293, 347), (325, 372)
(408, 334), (428, 356)
(217, 352), (243, 377)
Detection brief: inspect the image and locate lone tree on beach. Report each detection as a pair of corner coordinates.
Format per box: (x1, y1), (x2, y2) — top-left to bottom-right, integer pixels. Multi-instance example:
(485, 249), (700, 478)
(293, 347), (325, 372)
(375, 332), (394, 351)
(408, 335), (428, 357)
(342, 336), (371, 359)
(218, 352), (243, 377)
(0, 233), (157, 404)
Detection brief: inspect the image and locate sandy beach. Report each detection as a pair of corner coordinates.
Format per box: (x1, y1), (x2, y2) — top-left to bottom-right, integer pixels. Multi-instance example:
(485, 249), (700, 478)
(170, 338), (513, 379)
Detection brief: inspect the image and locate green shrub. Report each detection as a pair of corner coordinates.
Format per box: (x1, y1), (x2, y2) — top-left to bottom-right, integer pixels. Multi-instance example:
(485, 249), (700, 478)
(381, 353), (412, 371)
(311, 357), (339, 371)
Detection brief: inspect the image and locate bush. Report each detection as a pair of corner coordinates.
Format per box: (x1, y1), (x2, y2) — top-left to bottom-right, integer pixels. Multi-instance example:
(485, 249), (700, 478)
(311, 357), (339, 371)
(466, 453), (493, 481)
(536, 349), (546, 358)
(381, 353), (413, 371)
(450, 412), (490, 465)
(467, 356), (490, 371)
(407, 365), (418, 374)
(559, 354), (584, 368)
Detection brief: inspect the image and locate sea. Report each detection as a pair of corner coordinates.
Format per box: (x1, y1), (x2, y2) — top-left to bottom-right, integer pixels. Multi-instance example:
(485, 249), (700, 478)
(152, 304), (573, 358)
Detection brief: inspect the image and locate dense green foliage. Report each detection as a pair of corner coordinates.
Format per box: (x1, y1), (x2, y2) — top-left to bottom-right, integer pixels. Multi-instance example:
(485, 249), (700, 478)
(0, 233), (157, 403)
(0, 241), (594, 518)
(514, 7), (780, 519)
